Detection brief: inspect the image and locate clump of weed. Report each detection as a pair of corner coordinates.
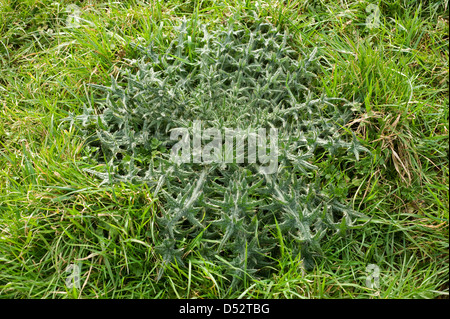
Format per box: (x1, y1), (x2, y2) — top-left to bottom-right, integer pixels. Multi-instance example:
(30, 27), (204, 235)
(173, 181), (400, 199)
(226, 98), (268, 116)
(66, 17), (369, 289)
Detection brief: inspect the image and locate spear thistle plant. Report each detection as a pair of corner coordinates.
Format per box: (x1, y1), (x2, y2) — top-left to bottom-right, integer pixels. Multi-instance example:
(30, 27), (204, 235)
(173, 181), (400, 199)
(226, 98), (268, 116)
(65, 17), (370, 288)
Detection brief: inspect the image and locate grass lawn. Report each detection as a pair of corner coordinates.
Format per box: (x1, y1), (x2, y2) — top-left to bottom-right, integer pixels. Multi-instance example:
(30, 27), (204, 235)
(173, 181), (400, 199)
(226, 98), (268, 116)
(0, 0), (448, 299)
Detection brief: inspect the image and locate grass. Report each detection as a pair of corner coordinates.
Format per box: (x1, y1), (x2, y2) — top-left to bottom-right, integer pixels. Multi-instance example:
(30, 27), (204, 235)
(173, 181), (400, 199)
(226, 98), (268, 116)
(0, 0), (448, 299)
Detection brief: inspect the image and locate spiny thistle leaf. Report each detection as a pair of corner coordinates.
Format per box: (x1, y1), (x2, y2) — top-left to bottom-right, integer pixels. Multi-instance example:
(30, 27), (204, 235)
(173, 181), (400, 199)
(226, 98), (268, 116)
(66, 17), (370, 288)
